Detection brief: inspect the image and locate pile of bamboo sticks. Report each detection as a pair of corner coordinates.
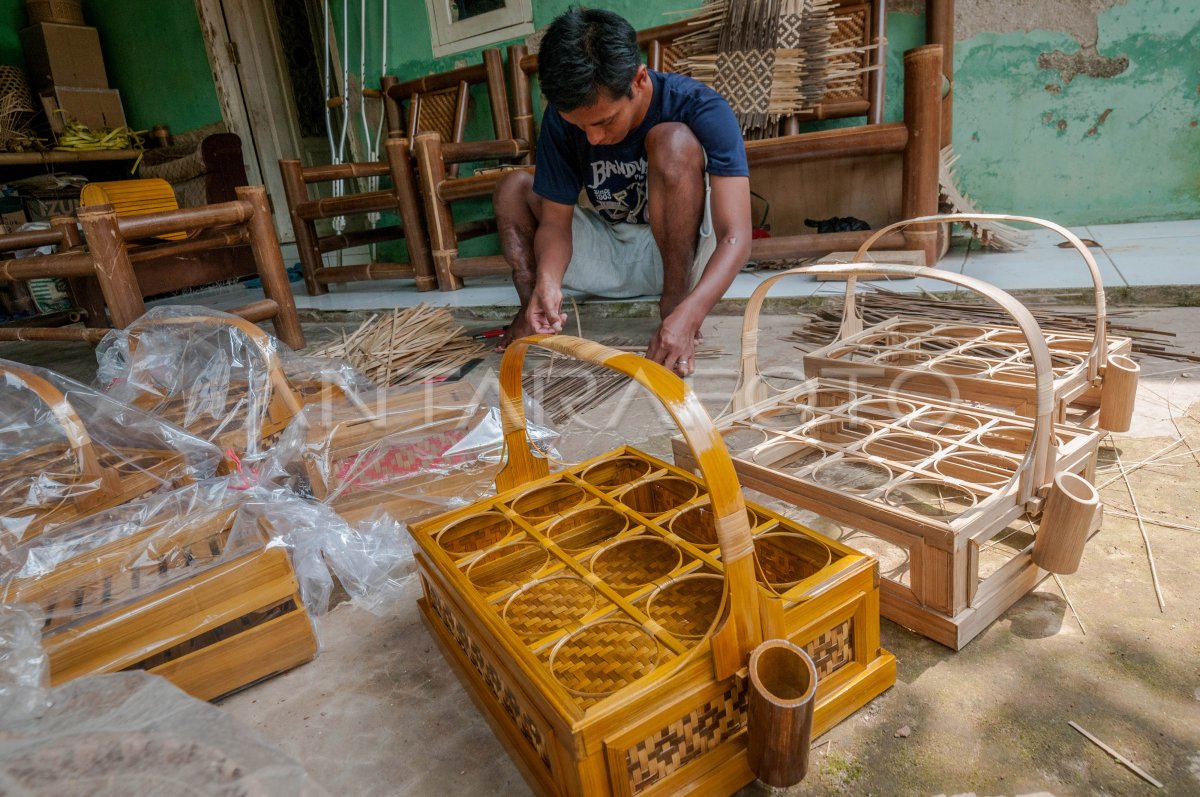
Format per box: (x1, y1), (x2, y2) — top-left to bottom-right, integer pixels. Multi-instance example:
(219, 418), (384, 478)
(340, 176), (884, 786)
(786, 286), (1198, 363)
(312, 304), (486, 387)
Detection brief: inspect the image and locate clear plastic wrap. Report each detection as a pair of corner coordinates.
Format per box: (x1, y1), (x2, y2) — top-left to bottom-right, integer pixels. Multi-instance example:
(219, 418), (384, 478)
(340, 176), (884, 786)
(0, 357), (222, 551)
(0, 604), (50, 720)
(95, 307), (373, 476)
(0, 670), (328, 796)
(0, 479), (319, 700)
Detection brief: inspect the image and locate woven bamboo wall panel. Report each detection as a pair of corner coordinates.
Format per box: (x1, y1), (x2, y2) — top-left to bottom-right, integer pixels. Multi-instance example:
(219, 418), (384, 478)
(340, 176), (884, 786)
(822, 3), (869, 103)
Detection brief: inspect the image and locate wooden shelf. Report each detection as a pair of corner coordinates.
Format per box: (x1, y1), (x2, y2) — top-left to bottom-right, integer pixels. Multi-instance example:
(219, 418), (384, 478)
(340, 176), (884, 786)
(0, 149), (140, 167)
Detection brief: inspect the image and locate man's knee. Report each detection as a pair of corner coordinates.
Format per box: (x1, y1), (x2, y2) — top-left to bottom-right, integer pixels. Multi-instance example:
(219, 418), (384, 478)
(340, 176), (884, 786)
(646, 123), (704, 179)
(493, 169), (535, 215)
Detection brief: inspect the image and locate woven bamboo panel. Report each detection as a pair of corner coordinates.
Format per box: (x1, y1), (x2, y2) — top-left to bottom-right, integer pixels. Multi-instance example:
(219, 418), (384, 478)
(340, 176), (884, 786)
(821, 3), (869, 103)
(413, 88), (460, 140)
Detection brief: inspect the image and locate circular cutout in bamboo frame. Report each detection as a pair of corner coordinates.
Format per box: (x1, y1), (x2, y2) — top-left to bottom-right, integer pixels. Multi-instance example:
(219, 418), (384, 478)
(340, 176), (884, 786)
(883, 480), (978, 518)
(985, 329), (1027, 345)
(857, 331), (913, 347)
(466, 540), (550, 593)
(1017, 350), (1086, 374)
(976, 425), (1038, 455)
(931, 324), (988, 341)
(437, 511), (516, 557)
(851, 397), (916, 423)
(909, 336), (962, 353)
(753, 532), (834, 592)
(874, 350), (933, 367)
(862, 433), (943, 463)
(750, 404), (815, 431)
(991, 366), (1037, 385)
(550, 619), (661, 699)
(890, 320), (936, 334)
(510, 482), (587, 522)
(721, 426), (770, 454)
(547, 506), (629, 554)
(503, 575), (599, 642)
(646, 573), (724, 641)
(959, 342), (1022, 360)
(810, 457), (893, 494)
(1046, 336), (1092, 354)
(933, 451), (1021, 488)
(903, 408), (983, 438)
(579, 455), (653, 491)
(929, 356), (991, 376)
(590, 535), (683, 594)
(668, 504), (761, 550)
(806, 387), (853, 409)
(802, 418), (875, 446)
(619, 476), (699, 517)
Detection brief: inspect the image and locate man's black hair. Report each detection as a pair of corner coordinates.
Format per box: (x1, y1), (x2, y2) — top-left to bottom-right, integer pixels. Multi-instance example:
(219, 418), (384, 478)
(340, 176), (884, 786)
(538, 7), (640, 112)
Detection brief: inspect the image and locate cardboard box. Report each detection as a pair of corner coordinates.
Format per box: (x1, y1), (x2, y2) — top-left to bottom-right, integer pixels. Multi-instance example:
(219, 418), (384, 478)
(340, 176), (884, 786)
(42, 86), (126, 134)
(20, 23), (108, 91)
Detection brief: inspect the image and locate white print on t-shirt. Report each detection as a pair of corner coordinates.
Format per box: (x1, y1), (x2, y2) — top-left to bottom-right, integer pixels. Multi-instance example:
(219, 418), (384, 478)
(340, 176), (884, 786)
(589, 158), (647, 188)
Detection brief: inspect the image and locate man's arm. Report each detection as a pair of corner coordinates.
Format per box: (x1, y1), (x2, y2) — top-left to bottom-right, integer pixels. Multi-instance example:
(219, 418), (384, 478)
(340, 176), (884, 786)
(646, 174), (751, 369)
(526, 199), (576, 334)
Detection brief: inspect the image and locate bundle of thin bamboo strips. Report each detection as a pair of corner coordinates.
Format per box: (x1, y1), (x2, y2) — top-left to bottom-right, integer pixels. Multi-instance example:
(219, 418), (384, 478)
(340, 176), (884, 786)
(786, 286), (1198, 362)
(523, 338), (723, 425)
(938, 146), (1030, 251)
(312, 304), (486, 387)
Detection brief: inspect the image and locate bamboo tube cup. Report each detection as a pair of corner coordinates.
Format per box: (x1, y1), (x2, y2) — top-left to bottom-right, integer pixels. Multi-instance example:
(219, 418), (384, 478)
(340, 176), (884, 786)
(1098, 354), (1139, 433)
(747, 639), (819, 788)
(1032, 471), (1100, 575)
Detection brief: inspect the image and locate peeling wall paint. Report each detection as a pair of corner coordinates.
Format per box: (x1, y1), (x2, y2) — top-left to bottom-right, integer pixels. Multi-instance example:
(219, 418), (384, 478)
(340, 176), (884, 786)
(951, 0), (1200, 224)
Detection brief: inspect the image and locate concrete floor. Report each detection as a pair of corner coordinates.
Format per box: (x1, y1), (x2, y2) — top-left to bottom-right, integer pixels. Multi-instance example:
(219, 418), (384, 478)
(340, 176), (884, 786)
(2, 304), (1198, 796)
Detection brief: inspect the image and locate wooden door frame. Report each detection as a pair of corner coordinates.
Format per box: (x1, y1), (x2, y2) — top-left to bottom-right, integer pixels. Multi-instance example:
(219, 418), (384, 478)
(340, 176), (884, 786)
(195, 0), (303, 242)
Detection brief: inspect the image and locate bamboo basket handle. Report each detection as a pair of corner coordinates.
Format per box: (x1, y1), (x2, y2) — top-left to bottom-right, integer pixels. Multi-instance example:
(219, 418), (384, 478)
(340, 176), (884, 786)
(125, 314), (305, 424)
(849, 213), (1106, 376)
(0, 365), (106, 486)
(497, 334), (764, 659)
(733, 264), (1057, 502)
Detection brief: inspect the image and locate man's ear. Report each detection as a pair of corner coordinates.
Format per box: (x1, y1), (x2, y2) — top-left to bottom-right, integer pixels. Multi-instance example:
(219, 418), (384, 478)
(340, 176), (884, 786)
(632, 64), (650, 92)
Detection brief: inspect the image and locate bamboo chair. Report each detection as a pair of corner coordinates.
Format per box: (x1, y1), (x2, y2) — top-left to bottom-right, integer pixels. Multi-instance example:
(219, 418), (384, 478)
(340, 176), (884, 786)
(0, 187), (303, 349)
(399, 50), (533, 291)
(0, 489), (317, 701)
(678, 263), (1103, 649)
(0, 360), (218, 549)
(408, 335), (895, 795)
(0, 217), (106, 339)
(279, 137), (436, 296)
(799, 214), (1139, 431)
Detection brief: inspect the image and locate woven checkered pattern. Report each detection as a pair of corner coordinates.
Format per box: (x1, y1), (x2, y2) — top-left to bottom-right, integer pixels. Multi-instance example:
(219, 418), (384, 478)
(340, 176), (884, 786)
(823, 5), (869, 101)
(806, 618), (854, 677)
(624, 685), (747, 794)
(754, 534), (830, 589)
(503, 576), (597, 642)
(647, 576), (723, 639)
(550, 621), (660, 697)
(712, 50), (775, 116)
(427, 587), (553, 770)
(413, 88), (460, 140)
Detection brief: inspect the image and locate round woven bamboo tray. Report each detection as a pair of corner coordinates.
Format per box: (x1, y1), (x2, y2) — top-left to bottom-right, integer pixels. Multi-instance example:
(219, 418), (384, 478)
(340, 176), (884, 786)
(646, 573), (724, 641)
(546, 506), (629, 553)
(466, 540), (549, 593)
(503, 575), (598, 641)
(549, 619), (661, 698)
(437, 510), (515, 557)
(754, 532), (834, 591)
(618, 476), (699, 517)
(590, 535), (683, 594)
(579, 455), (652, 490)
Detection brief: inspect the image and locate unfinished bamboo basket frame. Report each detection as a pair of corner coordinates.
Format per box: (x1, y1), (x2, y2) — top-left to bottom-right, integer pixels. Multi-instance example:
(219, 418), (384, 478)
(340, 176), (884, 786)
(121, 313), (481, 501)
(409, 335), (895, 796)
(0, 510), (317, 701)
(0, 363), (193, 546)
(689, 263), (1105, 649)
(800, 213), (1139, 431)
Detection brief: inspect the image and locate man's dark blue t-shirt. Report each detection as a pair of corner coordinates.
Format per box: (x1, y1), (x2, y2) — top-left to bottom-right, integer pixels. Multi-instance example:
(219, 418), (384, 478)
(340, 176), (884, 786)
(532, 70), (748, 226)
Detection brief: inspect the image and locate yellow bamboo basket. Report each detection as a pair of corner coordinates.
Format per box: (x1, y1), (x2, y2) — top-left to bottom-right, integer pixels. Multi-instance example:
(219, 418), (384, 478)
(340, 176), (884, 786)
(408, 335), (895, 796)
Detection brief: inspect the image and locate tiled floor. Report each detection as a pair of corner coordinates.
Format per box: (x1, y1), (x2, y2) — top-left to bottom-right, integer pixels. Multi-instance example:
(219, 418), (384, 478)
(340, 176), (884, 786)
(153, 219), (1200, 315)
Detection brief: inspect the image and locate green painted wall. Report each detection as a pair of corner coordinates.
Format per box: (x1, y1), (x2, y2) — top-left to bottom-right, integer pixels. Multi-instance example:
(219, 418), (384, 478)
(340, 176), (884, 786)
(85, 0), (222, 132)
(952, 0), (1200, 225)
(0, 0), (220, 133)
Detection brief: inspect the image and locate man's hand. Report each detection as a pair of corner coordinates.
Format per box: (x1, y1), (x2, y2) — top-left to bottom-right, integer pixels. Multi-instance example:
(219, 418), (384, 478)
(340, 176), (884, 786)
(528, 282), (568, 334)
(646, 307), (700, 377)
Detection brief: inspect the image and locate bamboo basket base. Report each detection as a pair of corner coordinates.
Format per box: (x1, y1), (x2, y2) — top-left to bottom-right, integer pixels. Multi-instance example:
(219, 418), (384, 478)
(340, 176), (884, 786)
(409, 446), (896, 797)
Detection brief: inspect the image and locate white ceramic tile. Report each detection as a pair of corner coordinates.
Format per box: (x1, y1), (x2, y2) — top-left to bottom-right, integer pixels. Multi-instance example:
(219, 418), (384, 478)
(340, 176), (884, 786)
(1087, 219), (1200, 244)
(1100, 236), (1200, 287)
(961, 239), (1127, 291)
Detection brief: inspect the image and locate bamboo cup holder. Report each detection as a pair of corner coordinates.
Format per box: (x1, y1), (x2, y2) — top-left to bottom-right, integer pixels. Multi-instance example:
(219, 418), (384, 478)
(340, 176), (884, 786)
(794, 213), (1137, 432)
(699, 262), (1105, 649)
(747, 640), (819, 788)
(408, 335), (895, 797)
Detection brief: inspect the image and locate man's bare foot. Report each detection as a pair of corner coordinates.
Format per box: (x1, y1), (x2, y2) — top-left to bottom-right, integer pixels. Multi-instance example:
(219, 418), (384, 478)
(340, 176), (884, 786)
(497, 308), (538, 350)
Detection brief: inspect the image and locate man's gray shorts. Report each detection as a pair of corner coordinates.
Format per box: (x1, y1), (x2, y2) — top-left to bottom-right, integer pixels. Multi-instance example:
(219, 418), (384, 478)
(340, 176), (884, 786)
(561, 176), (716, 299)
